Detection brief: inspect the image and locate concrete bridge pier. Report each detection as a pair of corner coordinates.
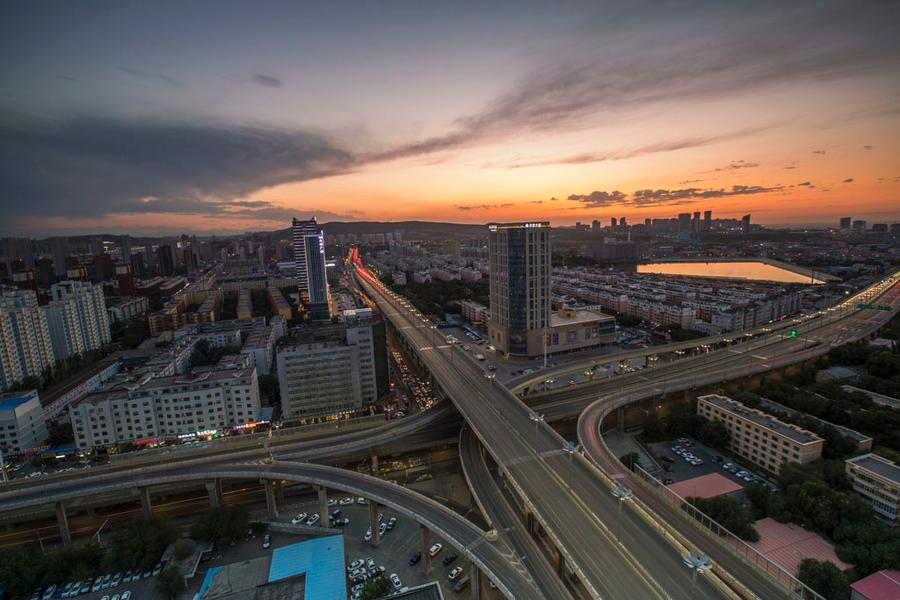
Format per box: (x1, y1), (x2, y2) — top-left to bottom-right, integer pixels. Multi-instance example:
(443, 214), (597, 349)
(274, 480), (285, 505)
(470, 567), (481, 599)
(205, 479), (224, 508)
(616, 407), (625, 432)
(370, 451), (379, 476)
(317, 486), (329, 526)
(262, 479), (278, 519)
(524, 508), (535, 537)
(368, 501), (381, 545)
(55, 501), (71, 545)
(420, 524), (432, 575)
(139, 487), (152, 519)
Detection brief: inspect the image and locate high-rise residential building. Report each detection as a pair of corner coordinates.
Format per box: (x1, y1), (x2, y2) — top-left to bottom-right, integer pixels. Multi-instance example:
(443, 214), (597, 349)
(183, 247), (198, 273)
(115, 264), (136, 296)
(1, 238), (34, 277)
(610, 217), (618, 227)
(692, 211), (701, 233)
(49, 237), (70, 277)
(0, 390), (48, 455)
(678, 212), (692, 232)
(130, 252), (145, 278)
(852, 220), (867, 231)
(839, 217), (852, 230)
(487, 222), (551, 357)
(277, 311), (379, 420)
(0, 290), (55, 392)
(703, 210), (712, 231)
(292, 217), (329, 311)
(44, 281), (112, 360)
(157, 244), (175, 276)
(845, 453), (899, 524)
(591, 219), (601, 231)
(742, 214), (752, 234)
(93, 253), (114, 281)
(35, 258), (55, 287)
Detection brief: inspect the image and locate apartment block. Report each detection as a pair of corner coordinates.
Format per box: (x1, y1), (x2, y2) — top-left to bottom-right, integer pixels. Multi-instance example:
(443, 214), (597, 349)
(845, 453), (900, 523)
(0, 289), (55, 391)
(44, 281), (112, 360)
(277, 318), (378, 420)
(697, 394), (824, 473)
(0, 390), (48, 456)
(70, 364), (260, 450)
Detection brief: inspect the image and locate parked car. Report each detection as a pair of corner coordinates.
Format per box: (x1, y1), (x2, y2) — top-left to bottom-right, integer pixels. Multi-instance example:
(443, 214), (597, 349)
(390, 574), (402, 590)
(442, 553), (459, 566)
(291, 513), (308, 524)
(409, 552), (421, 565)
(262, 534), (271, 549)
(448, 566), (464, 581)
(429, 543), (443, 557)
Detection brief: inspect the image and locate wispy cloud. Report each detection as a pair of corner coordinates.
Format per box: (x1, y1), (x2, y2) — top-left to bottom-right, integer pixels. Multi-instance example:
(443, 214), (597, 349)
(842, 178), (854, 183)
(565, 184), (785, 209)
(251, 73), (283, 88)
(455, 203), (514, 211)
(812, 149), (827, 155)
(709, 160), (759, 173)
(120, 67), (180, 87)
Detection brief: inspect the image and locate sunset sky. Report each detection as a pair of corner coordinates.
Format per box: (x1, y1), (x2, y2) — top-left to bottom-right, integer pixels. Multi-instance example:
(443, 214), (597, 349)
(1, 1), (899, 236)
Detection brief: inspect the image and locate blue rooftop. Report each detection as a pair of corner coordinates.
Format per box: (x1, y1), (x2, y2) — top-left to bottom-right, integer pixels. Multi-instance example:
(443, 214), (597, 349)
(268, 536), (346, 600)
(0, 391), (37, 411)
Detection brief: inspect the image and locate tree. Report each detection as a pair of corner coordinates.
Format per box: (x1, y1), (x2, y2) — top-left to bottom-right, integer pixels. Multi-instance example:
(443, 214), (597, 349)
(697, 419), (730, 450)
(172, 538), (193, 561)
(618, 452), (642, 472)
(46, 421), (75, 447)
(687, 496), (759, 542)
(190, 506), (249, 544)
(360, 576), (391, 600)
(797, 559), (849, 600)
(866, 350), (900, 379)
(156, 564), (186, 600)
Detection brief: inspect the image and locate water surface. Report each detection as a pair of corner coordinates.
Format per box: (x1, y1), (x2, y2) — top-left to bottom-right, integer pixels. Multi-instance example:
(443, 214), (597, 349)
(637, 261), (824, 284)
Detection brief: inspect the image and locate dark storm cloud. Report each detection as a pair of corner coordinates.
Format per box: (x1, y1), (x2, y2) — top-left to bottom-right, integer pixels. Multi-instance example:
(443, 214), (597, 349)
(796, 181), (814, 187)
(251, 74), (284, 88)
(0, 113), (355, 221)
(119, 67), (180, 87)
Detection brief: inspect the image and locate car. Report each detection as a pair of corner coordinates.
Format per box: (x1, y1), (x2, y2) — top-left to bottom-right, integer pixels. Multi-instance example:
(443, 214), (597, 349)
(713, 456), (724, 463)
(120, 592), (131, 600)
(663, 478), (674, 485)
(58, 584), (72, 599)
(677, 437), (689, 444)
(291, 512), (308, 524)
(377, 512), (383, 522)
(330, 509), (342, 519)
(442, 553), (458, 566)
(327, 498), (337, 506)
(357, 497), (366, 505)
(80, 580), (93, 594)
(122, 572), (133, 584)
(386, 516), (398, 530)
(340, 497), (354, 505)
(350, 567), (366, 578)
(334, 517), (350, 527)
(378, 522), (387, 535)
(453, 576), (471, 593)
(660, 456), (674, 463)
(409, 552), (421, 565)
(448, 566), (464, 581)
(349, 559), (365, 571)
(364, 528), (373, 542)
(389, 574), (402, 590)
(262, 534), (271, 549)
(428, 543), (443, 557)
(111, 594), (120, 600)
(142, 570), (152, 579)
(99, 596), (109, 600)
(153, 562), (163, 576)
(306, 514), (320, 526)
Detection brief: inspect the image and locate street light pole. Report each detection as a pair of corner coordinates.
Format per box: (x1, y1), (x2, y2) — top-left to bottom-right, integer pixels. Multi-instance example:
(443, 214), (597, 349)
(611, 483), (633, 540)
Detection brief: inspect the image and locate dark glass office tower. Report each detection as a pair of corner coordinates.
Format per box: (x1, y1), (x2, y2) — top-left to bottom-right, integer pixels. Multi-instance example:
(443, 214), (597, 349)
(487, 222), (550, 357)
(292, 217), (329, 318)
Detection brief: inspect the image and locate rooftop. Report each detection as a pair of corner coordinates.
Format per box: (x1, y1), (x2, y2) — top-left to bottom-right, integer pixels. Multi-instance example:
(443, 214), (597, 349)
(668, 473), (744, 500)
(699, 394), (822, 445)
(0, 390), (38, 411)
(851, 569), (900, 600)
(846, 453), (900, 485)
(550, 308), (615, 329)
(751, 517), (851, 576)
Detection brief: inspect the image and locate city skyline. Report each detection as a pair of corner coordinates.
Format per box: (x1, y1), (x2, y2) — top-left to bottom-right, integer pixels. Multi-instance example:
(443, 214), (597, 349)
(1, 1), (899, 236)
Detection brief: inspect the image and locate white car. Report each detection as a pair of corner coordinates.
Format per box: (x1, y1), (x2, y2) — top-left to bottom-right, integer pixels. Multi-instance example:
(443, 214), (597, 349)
(390, 574), (402, 590)
(327, 498), (337, 507)
(339, 497), (354, 506)
(306, 514), (320, 526)
(428, 543), (443, 557)
(291, 512), (308, 524)
(448, 566), (464, 581)
(357, 497), (366, 505)
(364, 528), (373, 542)
(379, 523), (387, 535)
(348, 559), (365, 571)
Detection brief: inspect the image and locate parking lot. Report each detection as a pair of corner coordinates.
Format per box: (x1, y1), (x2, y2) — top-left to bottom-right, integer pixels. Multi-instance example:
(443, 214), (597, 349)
(274, 495), (498, 598)
(43, 564), (164, 600)
(648, 438), (769, 490)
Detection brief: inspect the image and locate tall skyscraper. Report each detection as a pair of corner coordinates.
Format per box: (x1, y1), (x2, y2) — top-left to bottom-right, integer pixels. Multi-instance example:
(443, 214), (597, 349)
(742, 214), (752, 234)
(0, 290), (55, 391)
(839, 217), (852, 230)
(44, 281), (112, 360)
(678, 212), (692, 232)
(130, 252), (145, 278)
(703, 210), (712, 231)
(487, 222), (551, 357)
(157, 244), (175, 276)
(292, 217), (329, 309)
(610, 217), (618, 227)
(692, 211), (701, 233)
(49, 237), (70, 277)
(183, 247), (198, 273)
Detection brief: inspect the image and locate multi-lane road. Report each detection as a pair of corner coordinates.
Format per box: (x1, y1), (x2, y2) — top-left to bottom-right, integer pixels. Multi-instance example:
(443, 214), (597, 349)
(1, 264), (897, 599)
